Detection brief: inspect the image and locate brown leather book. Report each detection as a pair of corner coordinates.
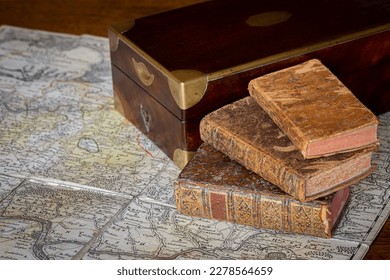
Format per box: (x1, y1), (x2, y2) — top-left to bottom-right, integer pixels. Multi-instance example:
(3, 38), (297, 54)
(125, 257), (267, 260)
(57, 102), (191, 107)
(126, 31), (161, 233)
(248, 59), (379, 159)
(200, 96), (375, 202)
(174, 143), (350, 238)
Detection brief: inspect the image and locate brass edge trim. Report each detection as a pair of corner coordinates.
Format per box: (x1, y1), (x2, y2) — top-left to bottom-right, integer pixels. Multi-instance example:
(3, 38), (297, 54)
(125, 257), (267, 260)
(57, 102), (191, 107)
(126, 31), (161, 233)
(168, 70), (208, 110)
(108, 20), (135, 52)
(173, 149), (195, 169)
(207, 23), (390, 80)
(112, 22), (389, 104)
(112, 27), (208, 110)
(114, 29), (168, 76)
(109, 20), (136, 34)
(246, 11), (292, 27)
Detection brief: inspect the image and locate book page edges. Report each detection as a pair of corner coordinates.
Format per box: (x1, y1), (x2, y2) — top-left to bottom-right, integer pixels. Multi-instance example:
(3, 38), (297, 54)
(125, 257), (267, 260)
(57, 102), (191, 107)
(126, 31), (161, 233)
(306, 124), (379, 158)
(306, 164), (374, 202)
(321, 186), (350, 237)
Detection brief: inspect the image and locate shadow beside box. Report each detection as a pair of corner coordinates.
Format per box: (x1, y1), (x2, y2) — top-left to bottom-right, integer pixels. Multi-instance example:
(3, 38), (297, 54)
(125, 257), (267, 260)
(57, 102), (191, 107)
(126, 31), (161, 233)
(108, 0), (390, 168)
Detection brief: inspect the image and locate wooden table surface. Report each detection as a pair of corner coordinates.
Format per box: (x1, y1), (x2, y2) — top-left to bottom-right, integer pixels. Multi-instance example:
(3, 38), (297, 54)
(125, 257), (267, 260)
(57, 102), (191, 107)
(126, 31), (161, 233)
(1, 0), (389, 260)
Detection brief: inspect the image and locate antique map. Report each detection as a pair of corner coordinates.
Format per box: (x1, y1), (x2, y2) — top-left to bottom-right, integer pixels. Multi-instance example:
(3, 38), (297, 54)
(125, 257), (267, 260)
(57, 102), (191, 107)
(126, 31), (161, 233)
(0, 25), (389, 260)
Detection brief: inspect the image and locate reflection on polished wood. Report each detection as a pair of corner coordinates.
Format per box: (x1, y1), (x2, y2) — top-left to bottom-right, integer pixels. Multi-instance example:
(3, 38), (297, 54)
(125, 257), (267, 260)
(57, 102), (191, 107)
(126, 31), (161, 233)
(0, 0), (207, 37)
(0, 0), (388, 260)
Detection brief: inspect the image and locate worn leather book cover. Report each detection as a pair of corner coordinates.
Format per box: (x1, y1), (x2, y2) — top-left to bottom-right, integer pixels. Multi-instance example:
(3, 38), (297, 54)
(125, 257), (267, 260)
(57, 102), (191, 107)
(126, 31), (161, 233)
(200, 96), (375, 202)
(248, 59), (379, 159)
(175, 143), (350, 238)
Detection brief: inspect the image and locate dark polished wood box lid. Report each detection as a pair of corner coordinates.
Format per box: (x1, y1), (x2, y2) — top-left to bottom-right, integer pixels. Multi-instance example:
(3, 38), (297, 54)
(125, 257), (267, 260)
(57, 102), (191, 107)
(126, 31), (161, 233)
(109, 0), (389, 120)
(109, 0), (389, 167)
(125, 0), (389, 73)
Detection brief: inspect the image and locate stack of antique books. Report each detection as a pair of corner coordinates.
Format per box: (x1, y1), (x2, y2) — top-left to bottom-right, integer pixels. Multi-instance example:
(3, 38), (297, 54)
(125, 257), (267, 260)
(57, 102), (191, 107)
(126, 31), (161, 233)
(174, 59), (379, 238)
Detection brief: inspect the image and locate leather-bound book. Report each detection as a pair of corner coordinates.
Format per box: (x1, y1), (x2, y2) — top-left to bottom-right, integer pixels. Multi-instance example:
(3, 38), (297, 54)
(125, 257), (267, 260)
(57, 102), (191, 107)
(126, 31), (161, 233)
(248, 59), (379, 159)
(174, 143), (350, 238)
(199, 97), (375, 202)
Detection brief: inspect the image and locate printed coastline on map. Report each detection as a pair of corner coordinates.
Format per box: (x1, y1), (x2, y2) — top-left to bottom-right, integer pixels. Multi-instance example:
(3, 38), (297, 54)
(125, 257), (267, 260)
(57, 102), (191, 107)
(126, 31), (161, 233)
(0, 25), (389, 260)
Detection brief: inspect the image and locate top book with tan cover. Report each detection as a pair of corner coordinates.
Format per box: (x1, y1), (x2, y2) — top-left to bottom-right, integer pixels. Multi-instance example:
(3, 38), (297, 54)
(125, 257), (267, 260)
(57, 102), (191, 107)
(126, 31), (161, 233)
(200, 97), (375, 202)
(248, 59), (379, 159)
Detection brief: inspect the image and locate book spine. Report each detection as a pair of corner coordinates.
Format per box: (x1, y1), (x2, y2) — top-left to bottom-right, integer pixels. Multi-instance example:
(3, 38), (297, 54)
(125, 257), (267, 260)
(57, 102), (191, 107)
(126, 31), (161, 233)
(248, 81), (309, 157)
(174, 181), (331, 238)
(199, 117), (307, 201)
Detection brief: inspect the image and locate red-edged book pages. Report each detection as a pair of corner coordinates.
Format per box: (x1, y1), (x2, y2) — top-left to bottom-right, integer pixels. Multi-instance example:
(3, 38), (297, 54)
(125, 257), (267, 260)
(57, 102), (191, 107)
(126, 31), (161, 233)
(248, 59), (379, 159)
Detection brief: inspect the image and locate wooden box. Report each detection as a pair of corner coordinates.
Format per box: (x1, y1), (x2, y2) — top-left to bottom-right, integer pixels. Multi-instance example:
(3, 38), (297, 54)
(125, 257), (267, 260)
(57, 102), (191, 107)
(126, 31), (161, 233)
(108, 0), (389, 168)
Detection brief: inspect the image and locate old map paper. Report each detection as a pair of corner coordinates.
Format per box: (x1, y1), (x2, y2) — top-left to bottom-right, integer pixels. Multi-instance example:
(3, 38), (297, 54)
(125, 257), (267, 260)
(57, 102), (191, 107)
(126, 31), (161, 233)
(0, 25), (389, 260)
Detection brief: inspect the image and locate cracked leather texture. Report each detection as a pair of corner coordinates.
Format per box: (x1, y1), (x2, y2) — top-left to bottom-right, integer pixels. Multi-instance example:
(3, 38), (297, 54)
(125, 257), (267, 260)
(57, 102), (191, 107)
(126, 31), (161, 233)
(200, 96), (374, 201)
(175, 143), (349, 238)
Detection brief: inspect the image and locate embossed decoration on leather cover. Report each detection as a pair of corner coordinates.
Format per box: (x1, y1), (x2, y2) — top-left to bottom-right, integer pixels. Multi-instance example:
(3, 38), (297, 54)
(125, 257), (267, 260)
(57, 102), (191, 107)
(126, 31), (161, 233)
(200, 97), (374, 202)
(248, 59), (379, 158)
(174, 143), (350, 238)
